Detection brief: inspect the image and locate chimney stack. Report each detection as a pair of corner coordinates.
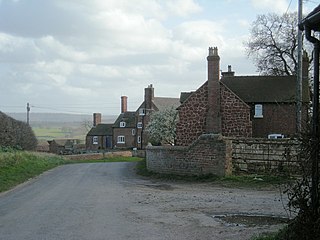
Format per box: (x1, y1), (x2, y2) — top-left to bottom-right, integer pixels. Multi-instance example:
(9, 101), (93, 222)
(221, 65), (235, 77)
(93, 113), (101, 127)
(144, 84), (154, 112)
(121, 96), (128, 113)
(206, 46), (221, 133)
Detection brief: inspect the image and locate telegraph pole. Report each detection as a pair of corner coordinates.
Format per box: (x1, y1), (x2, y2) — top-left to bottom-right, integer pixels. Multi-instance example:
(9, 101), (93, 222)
(296, 0), (303, 134)
(27, 102), (30, 125)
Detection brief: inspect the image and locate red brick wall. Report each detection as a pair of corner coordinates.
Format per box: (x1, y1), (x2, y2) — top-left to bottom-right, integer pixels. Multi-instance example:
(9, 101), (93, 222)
(221, 84), (252, 137)
(252, 103), (307, 138)
(113, 128), (136, 149)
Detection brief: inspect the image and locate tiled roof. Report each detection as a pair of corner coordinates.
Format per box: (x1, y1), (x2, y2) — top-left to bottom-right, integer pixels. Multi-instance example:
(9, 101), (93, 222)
(221, 75), (310, 103)
(113, 111), (136, 128)
(153, 97), (180, 111)
(87, 124), (113, 136)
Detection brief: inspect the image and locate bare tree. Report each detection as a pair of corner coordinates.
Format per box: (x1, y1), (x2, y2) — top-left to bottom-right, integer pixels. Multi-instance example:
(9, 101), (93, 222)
(245, 12), (312, 76)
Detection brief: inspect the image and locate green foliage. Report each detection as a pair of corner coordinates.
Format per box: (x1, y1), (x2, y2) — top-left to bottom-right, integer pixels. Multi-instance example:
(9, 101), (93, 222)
(146, 107), (178, 145)
(0, 111), (37, 150)
(0, 151), (65, 192)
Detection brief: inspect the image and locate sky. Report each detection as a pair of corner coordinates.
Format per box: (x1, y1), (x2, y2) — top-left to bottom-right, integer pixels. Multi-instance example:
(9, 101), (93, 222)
(0, 0), (319, 117)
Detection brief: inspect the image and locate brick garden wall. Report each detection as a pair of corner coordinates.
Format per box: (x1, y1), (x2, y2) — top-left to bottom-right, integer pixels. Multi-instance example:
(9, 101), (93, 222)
(146, 135), (301, 176)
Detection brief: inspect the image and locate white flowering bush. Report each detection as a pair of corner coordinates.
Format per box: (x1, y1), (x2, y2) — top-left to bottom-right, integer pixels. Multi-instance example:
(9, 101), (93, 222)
(146, 107), (178, 146)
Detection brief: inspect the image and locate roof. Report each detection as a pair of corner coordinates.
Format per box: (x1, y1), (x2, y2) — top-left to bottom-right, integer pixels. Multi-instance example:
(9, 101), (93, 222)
(300, 4), (320, 31)
(136, 97), (180, 112)
(180, 92), (194, 104)
(87, 123), (113, 136)
(221, 75), (310, 103)
(153, 97), (180, 111)
(113, 111), (136, 128)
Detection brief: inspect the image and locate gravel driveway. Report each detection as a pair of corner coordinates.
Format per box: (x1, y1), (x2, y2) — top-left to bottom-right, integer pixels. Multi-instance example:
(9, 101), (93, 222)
(0, 162), (289, 240)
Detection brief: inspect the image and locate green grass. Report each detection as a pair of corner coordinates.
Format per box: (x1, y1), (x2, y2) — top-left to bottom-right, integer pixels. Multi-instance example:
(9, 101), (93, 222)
(0, 151), (65, 192)
(0, 150), (143, 193)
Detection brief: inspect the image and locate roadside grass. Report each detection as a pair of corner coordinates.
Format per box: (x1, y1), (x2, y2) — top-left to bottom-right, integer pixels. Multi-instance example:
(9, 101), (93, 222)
(250, 226), (288, 240)
(0, 150), (65, 193)
(136, 159), (293, 188)
(0, 150), (142, 193)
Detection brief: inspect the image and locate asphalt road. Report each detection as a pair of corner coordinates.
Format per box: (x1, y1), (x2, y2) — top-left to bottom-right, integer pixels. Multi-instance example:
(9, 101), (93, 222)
(0, 162), (288, 240)
(0, 163), (148, 240)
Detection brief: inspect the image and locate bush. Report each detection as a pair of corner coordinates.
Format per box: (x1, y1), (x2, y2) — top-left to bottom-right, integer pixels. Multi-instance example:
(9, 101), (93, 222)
(0, 111), (37, 150)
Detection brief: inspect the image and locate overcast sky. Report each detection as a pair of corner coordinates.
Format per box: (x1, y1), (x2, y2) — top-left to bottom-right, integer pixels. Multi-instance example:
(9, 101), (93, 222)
(0, 0), (318, 116)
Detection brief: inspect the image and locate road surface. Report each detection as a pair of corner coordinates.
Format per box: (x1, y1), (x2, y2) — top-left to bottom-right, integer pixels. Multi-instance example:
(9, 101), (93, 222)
(0, 162), (289, 240)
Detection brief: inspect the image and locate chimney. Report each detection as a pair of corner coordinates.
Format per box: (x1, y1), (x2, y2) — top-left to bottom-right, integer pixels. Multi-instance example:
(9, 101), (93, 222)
(93, 113), (101, 127)
(144, 84), (154, 112)
(206, 47), (221, 133)
(302, 50), (309, 81)
(221, 65), (235, 77)
(121, 96), (128, 113)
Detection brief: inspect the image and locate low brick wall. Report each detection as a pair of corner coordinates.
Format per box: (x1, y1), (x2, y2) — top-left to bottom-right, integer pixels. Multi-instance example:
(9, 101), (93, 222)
(146, 135), (301, 176)
(231, 138), (301, 174)
(65, 151), (132, 161)
(146, 134), (232, 176)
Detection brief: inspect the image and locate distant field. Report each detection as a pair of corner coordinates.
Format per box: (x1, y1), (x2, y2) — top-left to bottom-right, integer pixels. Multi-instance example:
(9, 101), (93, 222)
(32, 126), (87, 142)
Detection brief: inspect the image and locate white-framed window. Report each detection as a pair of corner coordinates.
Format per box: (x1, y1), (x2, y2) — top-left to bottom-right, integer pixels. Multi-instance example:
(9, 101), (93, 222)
(93, 136), (98, 145)
(254, 104), (263, 118)
(139, 108), (145, 115)
(137, 122), (143, 128)
(117, 136), (125, 143)
(137, 136), (141, 143)
(120, 121), (126, 127)
(132, 129), (136, 136)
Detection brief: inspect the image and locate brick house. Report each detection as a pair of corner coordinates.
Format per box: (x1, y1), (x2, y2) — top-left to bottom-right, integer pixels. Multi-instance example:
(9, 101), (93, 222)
(135, 84), (180, 149)
(112, 111), (136, 149)
(86, 113), (113, 150)
(176, 47), (309, 146)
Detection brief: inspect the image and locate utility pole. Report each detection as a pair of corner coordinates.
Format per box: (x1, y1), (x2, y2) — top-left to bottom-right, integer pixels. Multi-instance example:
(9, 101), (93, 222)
(27, 102), (30, 125)
(296, 0), (303, 134)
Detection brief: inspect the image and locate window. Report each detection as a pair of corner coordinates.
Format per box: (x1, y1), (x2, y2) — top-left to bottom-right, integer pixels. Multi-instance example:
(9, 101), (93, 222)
(93, 136), (98, 145)
(137, 122), (143, 128)
(117, 136), (125, 143)
(137, 136), (141, 143)
(139, 108), (145, 115)
(254, 104), (263, 118)
(120, 121), (126, 127)
(132, 129), (136, 136)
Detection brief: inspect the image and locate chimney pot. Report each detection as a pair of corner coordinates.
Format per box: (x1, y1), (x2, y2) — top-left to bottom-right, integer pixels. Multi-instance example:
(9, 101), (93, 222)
(93, 113), (102, 127)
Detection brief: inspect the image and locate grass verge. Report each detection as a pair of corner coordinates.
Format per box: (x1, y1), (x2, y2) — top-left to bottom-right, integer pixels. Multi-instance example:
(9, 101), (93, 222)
(0, 150), (143, 193)
(0, 151), (65, 193)
(136, 159), (293, 188)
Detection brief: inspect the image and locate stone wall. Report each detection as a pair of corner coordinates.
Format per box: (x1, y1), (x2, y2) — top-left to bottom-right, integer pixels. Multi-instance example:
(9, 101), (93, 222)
(231, 138), (301, 174)
(147, 134), (232, 176)
(176, 83), (208, 146)
(221, 84), (252, 137)
(65, 151), (132, 161)
(146, 135), (301, 176)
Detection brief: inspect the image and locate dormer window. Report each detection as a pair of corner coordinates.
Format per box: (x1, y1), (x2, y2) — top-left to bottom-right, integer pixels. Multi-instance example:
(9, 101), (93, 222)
(139, 108), (145, 115)
(120, 121), (126, 127)
(254, 104), (263, 118)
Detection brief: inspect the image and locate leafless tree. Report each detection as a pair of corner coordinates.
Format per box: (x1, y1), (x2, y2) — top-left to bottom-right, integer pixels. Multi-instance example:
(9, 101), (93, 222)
(245, 12), (312, 76)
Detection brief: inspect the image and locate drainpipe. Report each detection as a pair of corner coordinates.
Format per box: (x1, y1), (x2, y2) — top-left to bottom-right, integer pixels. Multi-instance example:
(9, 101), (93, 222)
(305, 25), (320, 218)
